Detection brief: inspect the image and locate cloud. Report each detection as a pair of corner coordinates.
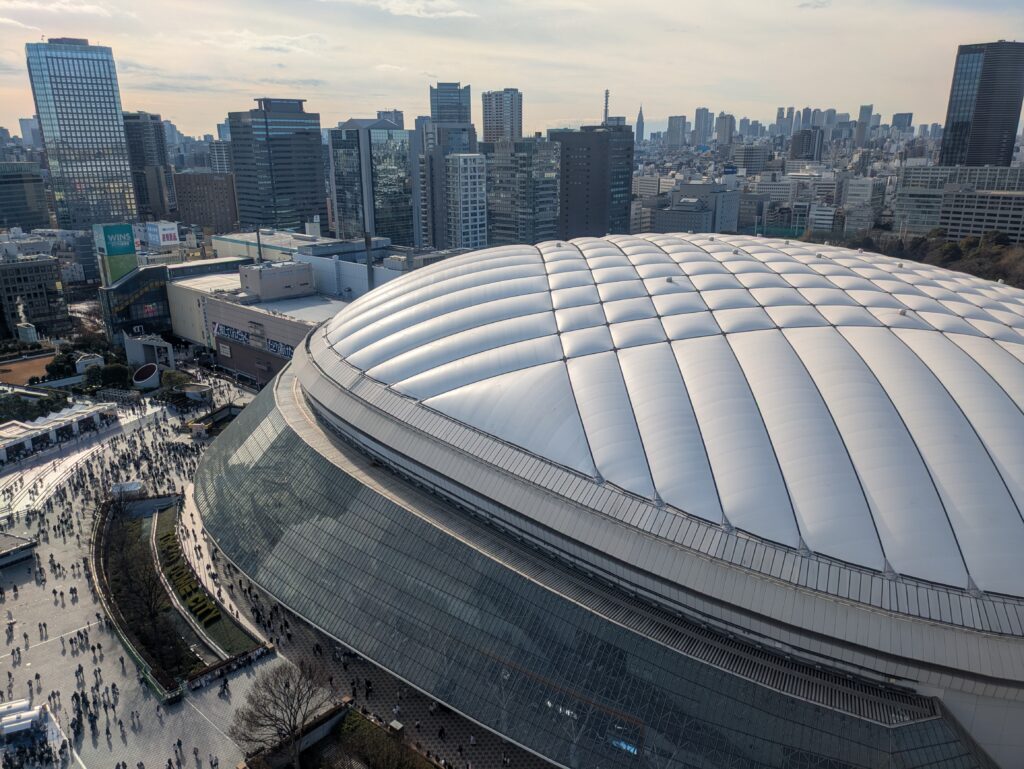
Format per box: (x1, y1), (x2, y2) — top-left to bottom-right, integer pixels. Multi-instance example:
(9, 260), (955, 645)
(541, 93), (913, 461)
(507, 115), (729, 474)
(374, 63), (405, 72)
(209, 29), (328, 54)
(0, 15), (37, 28)
(0, 0), (112, 15)
(797, 0), (831, 7)
(258, 77), (327, 88)
(329, 0), (476, 18)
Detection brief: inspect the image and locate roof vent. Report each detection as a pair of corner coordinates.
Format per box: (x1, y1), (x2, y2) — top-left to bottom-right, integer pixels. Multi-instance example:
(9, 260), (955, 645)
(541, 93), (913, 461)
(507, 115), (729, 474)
(816, 253), (823, 258)
(998, 278), (1005, 284)
(897, 262), (904, 269)
(857, 248), (864, 253)
(784, 240), (790, 245)
(708, 236), (715, 241)
(666, 276), (674, 283)
(732, 248), (739, 255)
(898, 309), (907, 316)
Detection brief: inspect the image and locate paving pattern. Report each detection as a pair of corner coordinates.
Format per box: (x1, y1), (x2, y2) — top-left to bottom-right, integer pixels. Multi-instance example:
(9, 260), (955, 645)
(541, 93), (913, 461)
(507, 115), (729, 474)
(0, 382), (275, 769)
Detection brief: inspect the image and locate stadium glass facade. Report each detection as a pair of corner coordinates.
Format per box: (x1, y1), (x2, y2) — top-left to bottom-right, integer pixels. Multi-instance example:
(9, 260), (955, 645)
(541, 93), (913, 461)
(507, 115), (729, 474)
(194, 371), (994, 769)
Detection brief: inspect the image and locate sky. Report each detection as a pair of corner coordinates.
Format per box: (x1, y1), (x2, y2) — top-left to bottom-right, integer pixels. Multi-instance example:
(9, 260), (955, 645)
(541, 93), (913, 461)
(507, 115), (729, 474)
(0, 0), (1022, 138)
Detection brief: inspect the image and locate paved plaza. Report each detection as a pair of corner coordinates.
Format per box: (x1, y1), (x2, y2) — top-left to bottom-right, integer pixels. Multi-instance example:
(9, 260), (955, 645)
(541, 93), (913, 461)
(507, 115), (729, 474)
(0, 380), (272, 769)
(2, 375), (553, 769)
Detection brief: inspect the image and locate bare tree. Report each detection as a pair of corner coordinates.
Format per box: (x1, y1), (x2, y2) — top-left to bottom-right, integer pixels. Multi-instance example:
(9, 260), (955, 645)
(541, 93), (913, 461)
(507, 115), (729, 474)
(229, 658), (334, 769)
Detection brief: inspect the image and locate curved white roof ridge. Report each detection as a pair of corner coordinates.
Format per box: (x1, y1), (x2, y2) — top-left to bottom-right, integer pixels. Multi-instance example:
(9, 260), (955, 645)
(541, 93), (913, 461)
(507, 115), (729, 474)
(318, 234), (1024, 596)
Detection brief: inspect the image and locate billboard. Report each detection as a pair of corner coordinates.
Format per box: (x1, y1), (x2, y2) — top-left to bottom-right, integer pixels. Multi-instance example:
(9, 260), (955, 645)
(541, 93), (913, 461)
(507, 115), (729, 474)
(93, 223), (138, 286)
(146, 221), (179, 249)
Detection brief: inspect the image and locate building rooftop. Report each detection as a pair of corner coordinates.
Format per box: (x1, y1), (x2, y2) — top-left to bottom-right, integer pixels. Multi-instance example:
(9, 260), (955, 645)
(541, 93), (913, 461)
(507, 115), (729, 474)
(172, 273), (347, 325)
(319, 233), (1024, 597)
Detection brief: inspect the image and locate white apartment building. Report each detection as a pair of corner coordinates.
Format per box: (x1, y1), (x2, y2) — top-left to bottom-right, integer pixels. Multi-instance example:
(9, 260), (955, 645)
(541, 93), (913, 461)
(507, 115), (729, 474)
(445, 154), (488, 249)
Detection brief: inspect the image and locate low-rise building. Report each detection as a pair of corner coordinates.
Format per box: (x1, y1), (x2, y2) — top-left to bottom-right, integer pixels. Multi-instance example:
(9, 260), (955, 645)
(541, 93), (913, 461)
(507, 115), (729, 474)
(893, 166), (1024, 242)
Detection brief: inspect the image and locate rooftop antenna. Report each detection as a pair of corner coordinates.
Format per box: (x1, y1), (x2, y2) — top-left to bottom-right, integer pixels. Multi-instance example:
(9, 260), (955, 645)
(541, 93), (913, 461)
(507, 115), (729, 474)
(603, 90), (609, 125)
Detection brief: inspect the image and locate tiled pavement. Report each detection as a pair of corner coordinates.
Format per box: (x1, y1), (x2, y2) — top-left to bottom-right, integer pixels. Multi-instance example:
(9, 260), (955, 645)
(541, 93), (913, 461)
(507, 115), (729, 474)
(1, 385), (274, 769)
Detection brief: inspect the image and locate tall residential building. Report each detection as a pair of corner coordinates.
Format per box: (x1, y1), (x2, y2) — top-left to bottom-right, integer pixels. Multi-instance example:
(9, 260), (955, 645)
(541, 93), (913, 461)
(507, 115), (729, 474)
(939, 41), (1024, 167)
(123, 111), (176, 220)
(481, 89), (523, 143)
(210, 140), (232, 173)
(445, 153), (487, 249)
(482, 136), (559, 246)
(216, 121), (230, 141)
(693, 108), (712, 145)
(715, 113), (736, 145)
(635, 106), (645, 144)
(430, 82), (472, 124)
(548, 123), (634, 239)
(376, 109), (405, 129)
(328, 118), (414, 246)
(0, 162), (49, 231)
(227, 98), (326, 230)
(666, 116), (688, 149)
(0, 254), (71, 339)
(25, 38), (136, 229)
(854, 104), (873, 147)
(418, 118), (478, 250)
(173, 172), (238, 234)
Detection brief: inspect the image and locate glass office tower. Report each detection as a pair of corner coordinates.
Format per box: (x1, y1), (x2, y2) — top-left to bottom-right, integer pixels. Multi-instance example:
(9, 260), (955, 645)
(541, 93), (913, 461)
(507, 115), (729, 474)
(25, 38), (137, 229)
(228, 98), (326, 231)
(328, 119), (414, 247)
(430, 82), (472, 124)
(940, 41), (1024, 167)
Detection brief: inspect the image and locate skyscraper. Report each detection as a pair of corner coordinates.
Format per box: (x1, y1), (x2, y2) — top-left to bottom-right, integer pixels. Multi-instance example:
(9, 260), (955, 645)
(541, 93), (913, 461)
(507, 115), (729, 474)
(17, 117), (41, 150)
(635, 105), (645, 144)
(0, 161), (49, 231)
(785, 107), (795, 137)
(666, 116), (688, 149)
(210, 140), (232, 174)
(445, 153), (487, 249)
(481, 88), (523, 143)
(548, 123), (634, 239)
(694, 108), (712, 146)
(25, 38), (136, 229)
(376, 109), (405, 129)
(227, 98), (326, 230)
(482, 136), (559, 246)
(417, 118), (478, 250)
(123, 111), (176, 220)
(892, 112), (914, 132)
(854, 104), (873, 147)
(328, 118), (415, 246)
(789, 128), (824, 162)
(715, 113), (736, 145)
(939, 41), (1024, 167)
(430, 82), (472, 124)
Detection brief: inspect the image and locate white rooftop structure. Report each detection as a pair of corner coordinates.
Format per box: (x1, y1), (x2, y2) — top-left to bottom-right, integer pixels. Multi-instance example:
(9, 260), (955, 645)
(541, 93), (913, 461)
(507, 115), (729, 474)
(321, 233), (1024, 597)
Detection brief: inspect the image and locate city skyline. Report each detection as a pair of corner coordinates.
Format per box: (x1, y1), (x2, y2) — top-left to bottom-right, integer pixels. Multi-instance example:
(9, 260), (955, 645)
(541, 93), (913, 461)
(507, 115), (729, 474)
(0, 0), (1021, 138)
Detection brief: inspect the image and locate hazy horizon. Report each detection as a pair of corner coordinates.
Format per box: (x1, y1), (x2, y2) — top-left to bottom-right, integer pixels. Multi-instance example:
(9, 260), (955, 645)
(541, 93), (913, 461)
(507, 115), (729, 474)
(1, 0), (1022, 138)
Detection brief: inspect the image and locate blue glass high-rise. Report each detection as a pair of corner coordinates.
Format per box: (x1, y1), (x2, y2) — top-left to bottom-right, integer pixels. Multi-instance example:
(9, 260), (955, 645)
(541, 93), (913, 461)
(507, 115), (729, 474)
(26, 38), (137, 229)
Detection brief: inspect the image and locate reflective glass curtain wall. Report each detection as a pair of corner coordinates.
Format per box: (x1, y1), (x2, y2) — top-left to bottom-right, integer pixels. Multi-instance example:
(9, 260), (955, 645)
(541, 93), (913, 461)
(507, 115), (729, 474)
(194, 382), (995, 769)
(26, 39), (137, 230)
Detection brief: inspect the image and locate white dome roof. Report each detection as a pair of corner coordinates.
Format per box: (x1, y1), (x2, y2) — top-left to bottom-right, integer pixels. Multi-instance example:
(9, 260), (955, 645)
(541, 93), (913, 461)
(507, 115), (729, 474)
(321, 234), (1024, 596)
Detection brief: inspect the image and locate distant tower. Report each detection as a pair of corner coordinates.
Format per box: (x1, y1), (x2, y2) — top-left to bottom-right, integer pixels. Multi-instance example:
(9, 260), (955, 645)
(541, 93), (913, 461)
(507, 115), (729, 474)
(636, 105), (645, 144)
(603, 90), (609, 125)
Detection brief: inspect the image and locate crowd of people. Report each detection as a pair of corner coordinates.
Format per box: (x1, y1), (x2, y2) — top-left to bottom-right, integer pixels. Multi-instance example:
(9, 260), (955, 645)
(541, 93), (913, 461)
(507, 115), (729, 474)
(0, 380), (249, 769)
